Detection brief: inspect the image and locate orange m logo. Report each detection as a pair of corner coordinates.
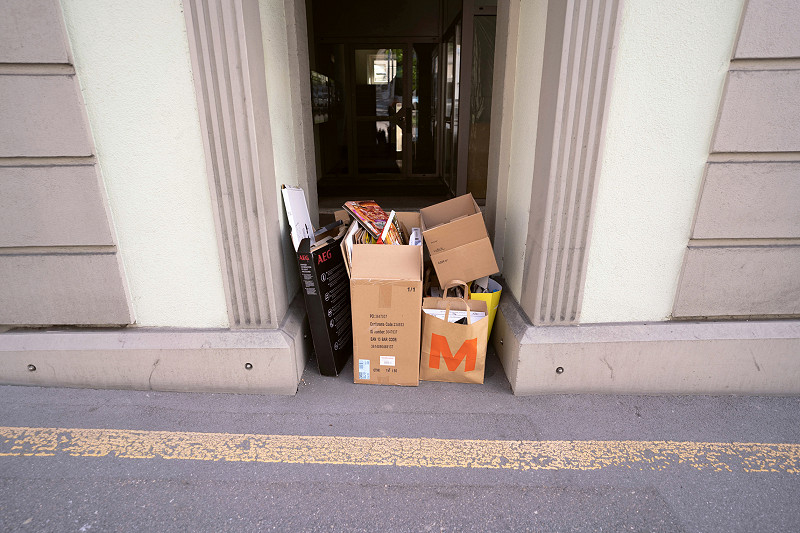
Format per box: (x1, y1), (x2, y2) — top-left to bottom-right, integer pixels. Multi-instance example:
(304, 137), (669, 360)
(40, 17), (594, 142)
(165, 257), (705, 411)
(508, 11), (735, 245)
(429, 334), (477, 372)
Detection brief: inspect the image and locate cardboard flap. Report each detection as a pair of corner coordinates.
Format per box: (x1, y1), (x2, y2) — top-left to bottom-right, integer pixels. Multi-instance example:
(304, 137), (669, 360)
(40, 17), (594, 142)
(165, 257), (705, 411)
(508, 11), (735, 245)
(395, 211), (421, 232)
(420, 194), (478, 229)
(281, 185), (314, 251)
(431, 238), (499, 287)
(314, 218), (347, 242)
(351, 244), (422, 281)
(310, 223), (347, 252)
(423, 213), (488, 253)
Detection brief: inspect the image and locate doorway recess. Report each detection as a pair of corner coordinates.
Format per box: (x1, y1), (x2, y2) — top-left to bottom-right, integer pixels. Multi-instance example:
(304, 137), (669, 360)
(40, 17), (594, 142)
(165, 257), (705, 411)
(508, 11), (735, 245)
(307, 0), (497, 210)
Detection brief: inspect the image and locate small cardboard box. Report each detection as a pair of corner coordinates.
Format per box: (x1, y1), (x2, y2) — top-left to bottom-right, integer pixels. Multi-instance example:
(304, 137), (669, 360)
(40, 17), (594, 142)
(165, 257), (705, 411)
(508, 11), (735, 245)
(350, 212), (423, 386)
(420, 193), (499, 286)
(296, 216), (352, 377)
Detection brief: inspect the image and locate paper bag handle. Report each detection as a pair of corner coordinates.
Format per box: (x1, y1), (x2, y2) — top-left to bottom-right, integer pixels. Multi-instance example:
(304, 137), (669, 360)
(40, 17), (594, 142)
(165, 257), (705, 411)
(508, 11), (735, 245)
(442, 280), (469, 300)
(441, 280), (473, 324)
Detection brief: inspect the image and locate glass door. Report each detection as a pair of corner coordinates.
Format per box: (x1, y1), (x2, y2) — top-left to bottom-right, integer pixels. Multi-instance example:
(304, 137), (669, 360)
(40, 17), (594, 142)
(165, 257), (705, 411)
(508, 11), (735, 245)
(350, 46), (409, 176)
(316, 40), (450, 197)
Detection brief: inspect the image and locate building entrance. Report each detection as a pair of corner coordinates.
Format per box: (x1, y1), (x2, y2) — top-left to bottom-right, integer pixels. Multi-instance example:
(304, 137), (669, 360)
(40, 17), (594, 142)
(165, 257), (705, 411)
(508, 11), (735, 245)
(309, 1), (496, 204)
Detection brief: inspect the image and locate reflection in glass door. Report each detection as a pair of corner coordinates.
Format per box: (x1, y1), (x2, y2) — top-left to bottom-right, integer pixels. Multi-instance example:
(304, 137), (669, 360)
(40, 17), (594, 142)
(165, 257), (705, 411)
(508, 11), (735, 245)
(346, 43), (439, 180)
(352, 47), (407, 175)
(316, 34), (483, 198)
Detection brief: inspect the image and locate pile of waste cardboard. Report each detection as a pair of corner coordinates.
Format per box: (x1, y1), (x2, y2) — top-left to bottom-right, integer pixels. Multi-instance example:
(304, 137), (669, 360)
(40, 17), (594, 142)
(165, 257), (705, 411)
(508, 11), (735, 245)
(282, 187), (501, 386)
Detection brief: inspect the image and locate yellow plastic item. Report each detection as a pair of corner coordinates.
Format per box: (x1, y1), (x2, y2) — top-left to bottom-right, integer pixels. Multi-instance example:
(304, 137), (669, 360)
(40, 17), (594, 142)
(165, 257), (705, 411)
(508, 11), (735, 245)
(469, 278), (502, 338)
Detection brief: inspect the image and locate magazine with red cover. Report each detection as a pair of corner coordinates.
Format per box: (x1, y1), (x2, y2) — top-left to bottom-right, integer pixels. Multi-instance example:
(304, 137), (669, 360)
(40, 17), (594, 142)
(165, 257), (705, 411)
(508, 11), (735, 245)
(343, 200), (404, 244)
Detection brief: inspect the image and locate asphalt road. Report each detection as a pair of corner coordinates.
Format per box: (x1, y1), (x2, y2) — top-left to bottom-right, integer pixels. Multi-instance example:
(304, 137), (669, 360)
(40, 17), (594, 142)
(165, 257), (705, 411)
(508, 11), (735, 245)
(1, 351), (799, 532)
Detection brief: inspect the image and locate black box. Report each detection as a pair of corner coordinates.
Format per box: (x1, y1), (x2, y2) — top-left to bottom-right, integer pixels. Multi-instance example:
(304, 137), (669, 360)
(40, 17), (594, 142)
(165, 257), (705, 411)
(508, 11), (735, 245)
(297, 228), (352, 376)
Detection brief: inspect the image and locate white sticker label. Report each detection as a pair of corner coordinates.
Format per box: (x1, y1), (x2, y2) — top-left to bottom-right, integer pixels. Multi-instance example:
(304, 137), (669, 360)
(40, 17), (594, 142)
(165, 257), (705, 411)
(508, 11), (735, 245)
(358, 359), (370, 380)
(380, 356), (396, 367)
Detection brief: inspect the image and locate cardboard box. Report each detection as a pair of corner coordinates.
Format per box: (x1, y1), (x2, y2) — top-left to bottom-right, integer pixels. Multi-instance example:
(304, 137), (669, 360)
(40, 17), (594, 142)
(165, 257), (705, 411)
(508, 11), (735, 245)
(350, 212), (423, 386)
(297, 219), (352, 377)
(420, 193), (499, 286)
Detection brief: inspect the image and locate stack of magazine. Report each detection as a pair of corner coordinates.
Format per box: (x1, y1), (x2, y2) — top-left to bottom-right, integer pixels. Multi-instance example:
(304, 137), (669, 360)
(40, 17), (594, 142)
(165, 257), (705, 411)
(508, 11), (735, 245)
(342, 200), (407, 245)
(340, 200), (420, 277)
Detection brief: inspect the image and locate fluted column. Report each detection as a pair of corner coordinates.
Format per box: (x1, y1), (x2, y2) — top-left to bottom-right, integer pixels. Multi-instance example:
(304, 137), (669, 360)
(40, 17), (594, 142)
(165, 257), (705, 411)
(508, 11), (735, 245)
(184, 0), (289, 328)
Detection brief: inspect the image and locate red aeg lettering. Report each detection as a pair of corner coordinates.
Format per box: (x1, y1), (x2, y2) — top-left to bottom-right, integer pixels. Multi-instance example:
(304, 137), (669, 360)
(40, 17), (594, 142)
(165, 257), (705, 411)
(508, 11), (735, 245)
(298, 255), (310, 261)
(429, 334), (477, 372)
(317, 250), (332, 264)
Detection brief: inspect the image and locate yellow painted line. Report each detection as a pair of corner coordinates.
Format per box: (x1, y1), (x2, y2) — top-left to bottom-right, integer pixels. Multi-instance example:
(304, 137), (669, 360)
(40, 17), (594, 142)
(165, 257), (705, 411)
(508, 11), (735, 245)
(1, 426), (799, 473)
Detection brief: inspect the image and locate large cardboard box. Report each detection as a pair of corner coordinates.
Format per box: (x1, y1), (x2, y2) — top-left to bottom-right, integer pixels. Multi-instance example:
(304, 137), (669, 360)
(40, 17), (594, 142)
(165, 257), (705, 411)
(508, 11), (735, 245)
(350, 212), (423, 386)
(420, 193), (499, 286)
(297, 222), (352, 377)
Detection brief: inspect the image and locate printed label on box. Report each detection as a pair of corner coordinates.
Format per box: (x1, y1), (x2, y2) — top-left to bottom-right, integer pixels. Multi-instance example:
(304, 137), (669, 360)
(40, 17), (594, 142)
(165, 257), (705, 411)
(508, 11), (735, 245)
(358, 359), (370, 380)
(380, 355), (396, 367)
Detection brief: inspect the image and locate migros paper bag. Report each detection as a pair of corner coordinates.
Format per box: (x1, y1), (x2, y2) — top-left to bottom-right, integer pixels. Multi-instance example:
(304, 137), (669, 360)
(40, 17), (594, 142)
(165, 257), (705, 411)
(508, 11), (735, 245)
(420, 281), (489, 384)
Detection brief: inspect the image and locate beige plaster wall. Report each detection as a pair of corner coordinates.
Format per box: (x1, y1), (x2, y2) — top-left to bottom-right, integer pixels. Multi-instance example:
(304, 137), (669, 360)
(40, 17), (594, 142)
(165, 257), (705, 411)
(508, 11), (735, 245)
(498, 0), (548, 302)
(61, 0), (229, 327)
(673, 0), (800, 319)
(579, 0), (744, 323)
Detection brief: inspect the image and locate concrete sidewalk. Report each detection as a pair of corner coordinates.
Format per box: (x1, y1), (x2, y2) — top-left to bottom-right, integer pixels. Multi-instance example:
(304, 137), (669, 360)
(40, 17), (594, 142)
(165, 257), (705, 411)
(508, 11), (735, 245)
(1, 351), (800, 531)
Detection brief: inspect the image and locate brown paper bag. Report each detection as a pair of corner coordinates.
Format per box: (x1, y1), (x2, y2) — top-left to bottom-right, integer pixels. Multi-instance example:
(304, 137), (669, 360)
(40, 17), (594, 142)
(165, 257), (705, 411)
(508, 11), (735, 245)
(420, 281), (489, 384)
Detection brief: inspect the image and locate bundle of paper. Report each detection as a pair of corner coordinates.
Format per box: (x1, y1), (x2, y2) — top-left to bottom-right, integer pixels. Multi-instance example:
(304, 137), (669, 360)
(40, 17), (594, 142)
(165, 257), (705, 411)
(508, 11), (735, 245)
(422, 308), (486, 323)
